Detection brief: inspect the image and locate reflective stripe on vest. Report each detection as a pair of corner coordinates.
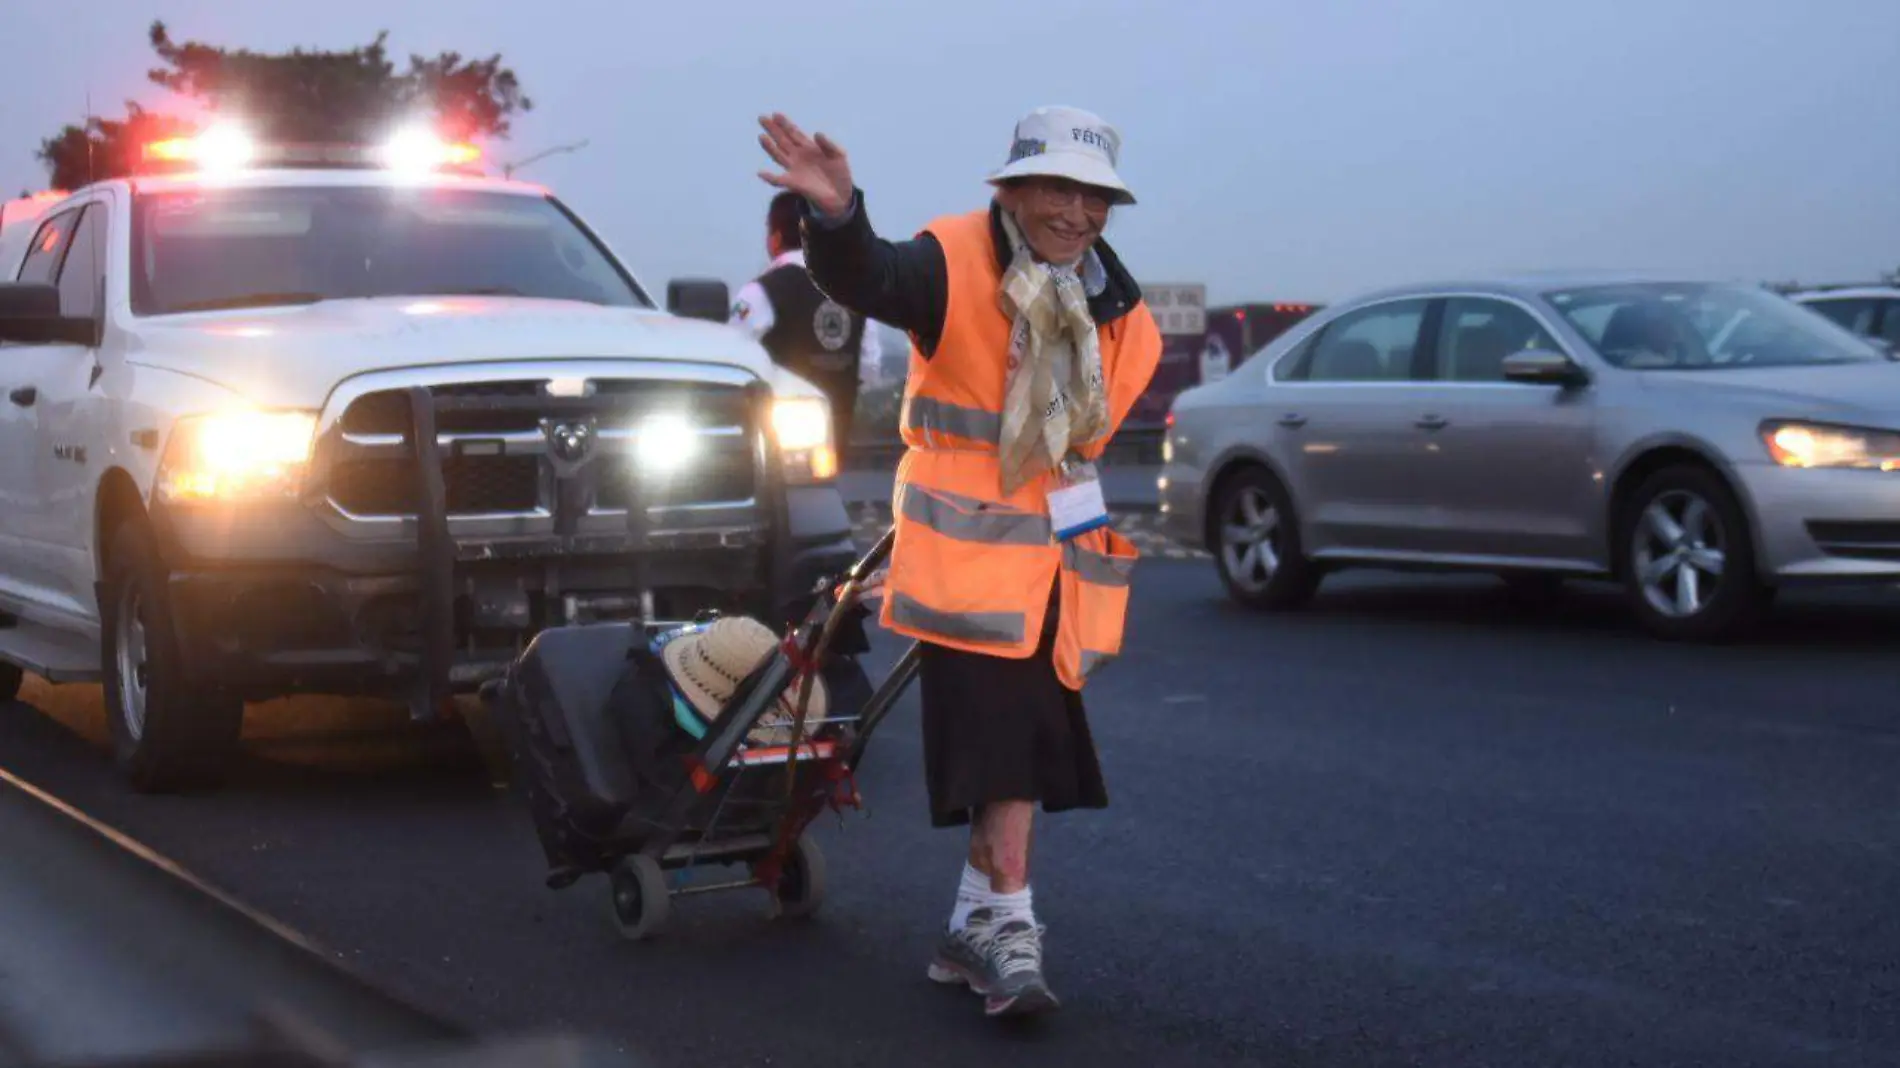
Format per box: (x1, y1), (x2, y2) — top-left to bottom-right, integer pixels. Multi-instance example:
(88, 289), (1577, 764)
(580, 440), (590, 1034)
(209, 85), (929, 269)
(1062, 539), (1134, 588)
(899, 484), (1052, 546)
(902, 395), (1002, 447)
(888, 591), (1026, 645)
(1079, 648), (1116, 677)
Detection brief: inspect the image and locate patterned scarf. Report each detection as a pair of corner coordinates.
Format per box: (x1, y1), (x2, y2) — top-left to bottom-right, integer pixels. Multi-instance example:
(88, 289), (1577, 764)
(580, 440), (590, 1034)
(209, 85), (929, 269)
(995, 209), (1110, 496)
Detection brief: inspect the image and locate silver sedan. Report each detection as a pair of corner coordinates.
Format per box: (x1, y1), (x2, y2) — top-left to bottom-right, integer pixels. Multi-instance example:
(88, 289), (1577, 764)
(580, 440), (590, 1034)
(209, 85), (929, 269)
(1159, 273), (1900, 641)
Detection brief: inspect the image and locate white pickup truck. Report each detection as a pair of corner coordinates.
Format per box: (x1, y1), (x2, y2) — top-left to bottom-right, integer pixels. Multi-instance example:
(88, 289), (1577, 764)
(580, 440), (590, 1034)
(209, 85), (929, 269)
(0, 131), (859, 792)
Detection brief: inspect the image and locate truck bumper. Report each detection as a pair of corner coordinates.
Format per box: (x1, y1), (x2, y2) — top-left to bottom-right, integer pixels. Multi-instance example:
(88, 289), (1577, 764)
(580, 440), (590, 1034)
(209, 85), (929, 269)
(149, 383), (861, 703)
(158, 525), (855, 699)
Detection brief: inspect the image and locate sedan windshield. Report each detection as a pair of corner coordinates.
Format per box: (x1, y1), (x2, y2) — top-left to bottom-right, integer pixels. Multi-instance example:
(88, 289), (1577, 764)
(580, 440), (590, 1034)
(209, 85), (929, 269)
(131, 186), (650, 315)
(1544, 282), (1882, 370)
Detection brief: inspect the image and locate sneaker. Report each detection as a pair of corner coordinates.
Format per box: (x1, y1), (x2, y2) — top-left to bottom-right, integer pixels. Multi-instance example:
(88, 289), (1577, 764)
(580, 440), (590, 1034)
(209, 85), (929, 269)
(926, 907), (1060, 1016)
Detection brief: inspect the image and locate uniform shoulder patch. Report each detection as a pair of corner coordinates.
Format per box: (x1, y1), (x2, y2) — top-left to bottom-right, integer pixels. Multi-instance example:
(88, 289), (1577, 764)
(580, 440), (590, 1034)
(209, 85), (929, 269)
(813, 299), (852, 352)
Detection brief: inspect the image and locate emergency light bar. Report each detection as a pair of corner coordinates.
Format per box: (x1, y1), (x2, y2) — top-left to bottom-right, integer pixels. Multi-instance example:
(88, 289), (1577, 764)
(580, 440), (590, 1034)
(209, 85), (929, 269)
(142, 123), (483, 176)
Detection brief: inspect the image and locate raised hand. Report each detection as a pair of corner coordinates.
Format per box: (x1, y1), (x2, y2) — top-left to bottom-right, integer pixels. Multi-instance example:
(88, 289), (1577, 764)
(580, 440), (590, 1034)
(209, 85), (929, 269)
(757, 113), (854, 219)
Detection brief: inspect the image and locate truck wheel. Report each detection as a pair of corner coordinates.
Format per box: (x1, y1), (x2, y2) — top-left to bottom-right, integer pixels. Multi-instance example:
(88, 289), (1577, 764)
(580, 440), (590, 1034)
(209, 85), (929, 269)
(100, 520), (244, 793)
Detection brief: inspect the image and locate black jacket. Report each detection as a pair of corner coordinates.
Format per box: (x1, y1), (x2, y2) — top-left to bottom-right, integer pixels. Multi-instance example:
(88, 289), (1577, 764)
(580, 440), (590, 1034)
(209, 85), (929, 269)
(798, 189), (1143, 358)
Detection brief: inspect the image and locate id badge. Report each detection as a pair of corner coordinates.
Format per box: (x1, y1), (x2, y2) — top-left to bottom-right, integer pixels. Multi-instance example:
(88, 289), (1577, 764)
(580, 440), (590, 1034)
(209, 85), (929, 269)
(1048, 461), (1110, 541)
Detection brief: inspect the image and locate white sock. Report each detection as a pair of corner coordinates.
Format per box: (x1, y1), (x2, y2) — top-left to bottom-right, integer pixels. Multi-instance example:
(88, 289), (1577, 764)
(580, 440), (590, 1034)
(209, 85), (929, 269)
(949, 863), (1034, 931)
(990, 884), (1034, 926)
(949, 862), (993, 931)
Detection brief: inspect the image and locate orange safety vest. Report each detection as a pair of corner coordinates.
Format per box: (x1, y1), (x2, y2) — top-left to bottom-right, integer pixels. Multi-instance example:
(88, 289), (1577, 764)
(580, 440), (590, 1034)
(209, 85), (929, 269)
(878, 208), (1162, 689)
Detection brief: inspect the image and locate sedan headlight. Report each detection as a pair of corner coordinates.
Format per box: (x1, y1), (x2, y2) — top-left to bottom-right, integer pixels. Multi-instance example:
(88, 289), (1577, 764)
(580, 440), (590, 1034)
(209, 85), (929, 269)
(1761, 420), (1900, 470)
(156, 409), (318, 502)
(771, 395), (838, 483)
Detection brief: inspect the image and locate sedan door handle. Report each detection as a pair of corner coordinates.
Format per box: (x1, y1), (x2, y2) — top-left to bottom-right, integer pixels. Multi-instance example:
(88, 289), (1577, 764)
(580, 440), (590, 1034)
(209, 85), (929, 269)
(8, 387), (35, 408)
(1277, 412), (1308, 429)
(1415, 413), (1448, 430)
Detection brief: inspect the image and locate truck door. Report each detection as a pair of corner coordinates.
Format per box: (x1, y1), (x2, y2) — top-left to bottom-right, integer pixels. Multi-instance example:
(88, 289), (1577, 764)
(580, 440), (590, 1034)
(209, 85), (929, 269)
(0, 207), (84, 619)
(27, 199), (112, 620)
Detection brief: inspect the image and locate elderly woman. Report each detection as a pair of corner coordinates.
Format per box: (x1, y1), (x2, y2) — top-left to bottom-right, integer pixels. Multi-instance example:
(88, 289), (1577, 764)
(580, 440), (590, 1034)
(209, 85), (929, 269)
(757, 106), (1161, 1018)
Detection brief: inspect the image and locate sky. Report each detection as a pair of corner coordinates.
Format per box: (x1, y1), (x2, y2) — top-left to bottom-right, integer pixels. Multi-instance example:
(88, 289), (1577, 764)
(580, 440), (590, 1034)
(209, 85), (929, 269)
(3, 0), (1896, 309)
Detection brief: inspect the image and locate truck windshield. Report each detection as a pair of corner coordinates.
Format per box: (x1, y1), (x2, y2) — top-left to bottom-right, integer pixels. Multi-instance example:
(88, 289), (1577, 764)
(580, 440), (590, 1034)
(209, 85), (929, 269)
(130, 186), (651, 315)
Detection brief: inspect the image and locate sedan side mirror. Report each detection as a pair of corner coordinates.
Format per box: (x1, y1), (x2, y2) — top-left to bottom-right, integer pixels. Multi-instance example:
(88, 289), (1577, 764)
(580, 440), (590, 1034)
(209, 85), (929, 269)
(666, 278), (731, 324)
(0, 282), (93, 345)
(1501, 349), (1589, 387)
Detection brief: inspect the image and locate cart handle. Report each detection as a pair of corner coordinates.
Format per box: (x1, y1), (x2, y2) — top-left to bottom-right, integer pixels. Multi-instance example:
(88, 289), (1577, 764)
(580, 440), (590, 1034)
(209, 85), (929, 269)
(846, 527), (894, 583)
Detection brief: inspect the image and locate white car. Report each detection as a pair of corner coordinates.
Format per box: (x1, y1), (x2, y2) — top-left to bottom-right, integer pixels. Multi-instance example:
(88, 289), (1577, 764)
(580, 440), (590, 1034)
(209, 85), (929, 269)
(0, 127), (856, 792)
(1790, 285), (1900, 353)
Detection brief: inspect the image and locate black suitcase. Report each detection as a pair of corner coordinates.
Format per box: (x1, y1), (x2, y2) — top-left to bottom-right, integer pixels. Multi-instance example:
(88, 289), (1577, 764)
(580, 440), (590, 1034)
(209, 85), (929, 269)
(495, 621), (680, 884)
(493, 614), (876, 889)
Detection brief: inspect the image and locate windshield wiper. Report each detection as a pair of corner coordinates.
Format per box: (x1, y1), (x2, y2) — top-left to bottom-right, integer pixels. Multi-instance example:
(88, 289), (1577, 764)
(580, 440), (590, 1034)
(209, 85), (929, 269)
(166, 291), (329, 313)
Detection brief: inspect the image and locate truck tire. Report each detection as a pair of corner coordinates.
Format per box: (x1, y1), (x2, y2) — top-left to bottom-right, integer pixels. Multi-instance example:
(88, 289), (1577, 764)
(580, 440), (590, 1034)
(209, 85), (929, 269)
(100, 520), (244, 793)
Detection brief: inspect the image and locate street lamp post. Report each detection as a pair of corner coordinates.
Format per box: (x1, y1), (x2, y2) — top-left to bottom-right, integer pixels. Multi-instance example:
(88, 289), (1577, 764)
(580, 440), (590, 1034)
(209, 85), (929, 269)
(502, 139), (590, 179)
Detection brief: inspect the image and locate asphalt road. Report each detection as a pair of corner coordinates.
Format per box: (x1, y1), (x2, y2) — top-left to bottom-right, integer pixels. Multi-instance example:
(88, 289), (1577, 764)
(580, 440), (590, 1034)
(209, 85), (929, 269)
(3, 566), (1899, 1067)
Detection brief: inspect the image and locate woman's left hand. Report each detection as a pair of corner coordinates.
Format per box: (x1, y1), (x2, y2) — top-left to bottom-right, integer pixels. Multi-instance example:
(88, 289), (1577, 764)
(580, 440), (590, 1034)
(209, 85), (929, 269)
(851, 567), (889, 607)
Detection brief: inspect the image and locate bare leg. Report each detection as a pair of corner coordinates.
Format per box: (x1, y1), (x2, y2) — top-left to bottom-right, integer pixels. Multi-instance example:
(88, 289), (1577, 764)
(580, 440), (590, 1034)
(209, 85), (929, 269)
(938, 799), (1056, 1015)
(968, 800), (1035, 894)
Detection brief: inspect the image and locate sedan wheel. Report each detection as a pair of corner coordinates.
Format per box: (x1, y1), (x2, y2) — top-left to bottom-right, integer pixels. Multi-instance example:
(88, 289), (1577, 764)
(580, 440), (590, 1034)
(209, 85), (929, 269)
(1632, 490), (1728, 620)
(1212, 467), (1318, 609)
(1221, 485), (1283, 596)
(1619, 465), (1765, 642)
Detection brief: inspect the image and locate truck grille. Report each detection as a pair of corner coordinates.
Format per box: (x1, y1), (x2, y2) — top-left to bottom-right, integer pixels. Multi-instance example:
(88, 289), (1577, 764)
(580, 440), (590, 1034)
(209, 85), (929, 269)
(330, 455), (542, 515)
(313, 371), (765, 537)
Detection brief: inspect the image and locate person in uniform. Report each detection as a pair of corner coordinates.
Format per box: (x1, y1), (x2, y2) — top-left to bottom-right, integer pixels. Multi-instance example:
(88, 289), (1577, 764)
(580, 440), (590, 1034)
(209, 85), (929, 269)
(729, 190), (880, 450)
(755, 105), (1161, 1018)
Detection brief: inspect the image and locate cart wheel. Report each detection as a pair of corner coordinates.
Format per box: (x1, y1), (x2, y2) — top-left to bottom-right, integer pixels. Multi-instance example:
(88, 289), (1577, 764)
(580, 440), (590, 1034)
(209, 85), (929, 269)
(768, 833), (828, 920)
(605, 855), (671, 941)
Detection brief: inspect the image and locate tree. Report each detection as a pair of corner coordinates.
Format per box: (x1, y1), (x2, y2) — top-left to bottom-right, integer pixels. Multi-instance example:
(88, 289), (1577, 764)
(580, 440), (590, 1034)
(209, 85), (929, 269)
(37, 103), (196, 192)
(35, 20), (531, 190)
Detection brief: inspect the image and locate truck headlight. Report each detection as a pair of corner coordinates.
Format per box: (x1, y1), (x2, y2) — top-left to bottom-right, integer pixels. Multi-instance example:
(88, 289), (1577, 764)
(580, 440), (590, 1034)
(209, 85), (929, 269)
(771, 395), (838, 483)
(156, 410), (318, 502)
(632, 412), (701, 475)
(1761, 420), (1900, 470)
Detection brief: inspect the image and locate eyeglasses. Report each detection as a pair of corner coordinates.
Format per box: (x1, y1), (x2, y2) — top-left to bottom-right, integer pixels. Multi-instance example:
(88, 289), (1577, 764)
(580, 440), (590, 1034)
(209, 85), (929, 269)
(1025, 178), (1114, 214)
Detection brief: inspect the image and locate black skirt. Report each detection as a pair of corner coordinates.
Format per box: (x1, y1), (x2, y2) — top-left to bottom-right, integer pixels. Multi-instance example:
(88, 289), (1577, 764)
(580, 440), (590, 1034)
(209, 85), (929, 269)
(917, 582), (1109, 828)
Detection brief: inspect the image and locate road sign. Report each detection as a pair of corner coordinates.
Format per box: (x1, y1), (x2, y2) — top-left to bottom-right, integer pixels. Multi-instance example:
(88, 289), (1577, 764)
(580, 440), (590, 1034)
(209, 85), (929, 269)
(1145, 283), (1206, 336)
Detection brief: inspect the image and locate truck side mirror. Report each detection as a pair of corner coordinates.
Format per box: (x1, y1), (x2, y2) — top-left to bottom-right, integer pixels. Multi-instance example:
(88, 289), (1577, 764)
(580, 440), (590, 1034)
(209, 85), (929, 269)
(0, 282), (92, 345)
(666, 278), (730, 324)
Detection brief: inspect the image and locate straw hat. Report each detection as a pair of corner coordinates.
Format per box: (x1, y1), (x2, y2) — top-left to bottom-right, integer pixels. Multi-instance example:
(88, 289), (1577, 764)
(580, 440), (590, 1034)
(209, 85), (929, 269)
(660, 616), (827, 747)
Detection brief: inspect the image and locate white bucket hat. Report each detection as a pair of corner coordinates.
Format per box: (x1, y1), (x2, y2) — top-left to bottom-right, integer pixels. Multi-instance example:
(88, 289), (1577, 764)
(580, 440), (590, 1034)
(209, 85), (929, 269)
(660, 616), (827, 747)
(987, 105), (1136, 206)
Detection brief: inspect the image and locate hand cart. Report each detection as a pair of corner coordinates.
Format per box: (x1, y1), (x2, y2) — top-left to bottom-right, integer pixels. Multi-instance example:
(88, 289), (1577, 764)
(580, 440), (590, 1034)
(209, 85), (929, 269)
(482, 527), (919, 941)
